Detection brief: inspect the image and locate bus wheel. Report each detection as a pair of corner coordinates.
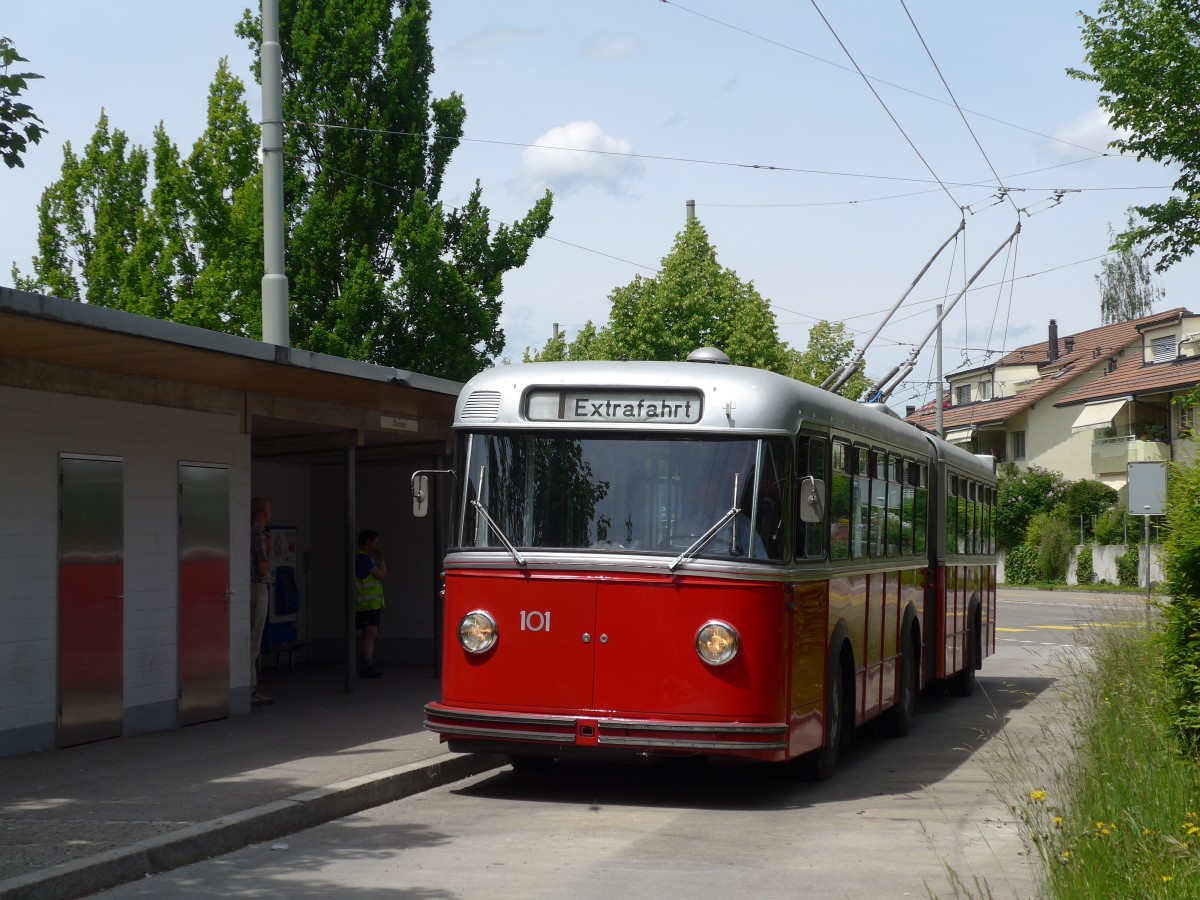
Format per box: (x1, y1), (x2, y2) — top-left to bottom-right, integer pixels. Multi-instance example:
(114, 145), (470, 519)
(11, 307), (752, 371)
(882, 632), (917, 738)
(799, 650), (846, 781)
(508, 754), (554, 776)
(948, 610), (979, 698)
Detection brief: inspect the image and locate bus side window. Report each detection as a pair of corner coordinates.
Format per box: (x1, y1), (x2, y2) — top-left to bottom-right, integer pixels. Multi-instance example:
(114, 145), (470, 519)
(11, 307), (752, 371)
(900, 458), (915, 556)
(946, 474), (958, 555)
(870, 450), (887, 558)
(913, 462), (927, 554)
(852, 447), (869, 558)
(830, 441), (851, 560)
(886, 454), (902, 558)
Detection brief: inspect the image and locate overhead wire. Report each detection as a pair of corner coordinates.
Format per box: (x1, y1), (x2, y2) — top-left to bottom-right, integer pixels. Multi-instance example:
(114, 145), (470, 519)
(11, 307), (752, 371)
(900, 0), (1019, 215)
(808, 0), (962, 213)
(654, 0), (1123, 158)
(290, 121), (1171, 198)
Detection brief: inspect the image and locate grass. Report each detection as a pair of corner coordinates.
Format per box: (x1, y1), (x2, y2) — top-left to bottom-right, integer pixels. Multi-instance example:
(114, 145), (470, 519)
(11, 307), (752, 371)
(992, 608), (1200, 898)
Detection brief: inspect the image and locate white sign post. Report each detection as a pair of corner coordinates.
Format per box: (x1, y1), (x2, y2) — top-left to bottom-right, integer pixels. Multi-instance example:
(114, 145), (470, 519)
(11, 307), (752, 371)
(1127, 461), (1167, 601)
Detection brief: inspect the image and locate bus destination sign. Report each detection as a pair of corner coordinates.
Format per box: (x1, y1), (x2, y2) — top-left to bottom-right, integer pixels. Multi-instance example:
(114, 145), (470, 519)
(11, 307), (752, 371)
(526, 389), (703, 424)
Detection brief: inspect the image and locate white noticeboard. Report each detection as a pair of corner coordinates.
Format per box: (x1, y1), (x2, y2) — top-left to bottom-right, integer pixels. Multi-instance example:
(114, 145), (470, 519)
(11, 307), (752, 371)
(1127, 462), (1167, 517)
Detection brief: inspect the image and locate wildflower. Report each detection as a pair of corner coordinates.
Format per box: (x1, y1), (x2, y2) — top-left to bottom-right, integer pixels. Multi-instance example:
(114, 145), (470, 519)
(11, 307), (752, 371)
(1053, 817), (1064, 829)
(1029, 789), (1046, 803)
(1163, 876), (1173, 884)
(1059, 850), (1071, 864)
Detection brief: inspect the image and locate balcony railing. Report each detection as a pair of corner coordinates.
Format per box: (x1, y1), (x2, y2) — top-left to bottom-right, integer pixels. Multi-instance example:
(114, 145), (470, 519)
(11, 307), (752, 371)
(1091, 435), (1169, 475)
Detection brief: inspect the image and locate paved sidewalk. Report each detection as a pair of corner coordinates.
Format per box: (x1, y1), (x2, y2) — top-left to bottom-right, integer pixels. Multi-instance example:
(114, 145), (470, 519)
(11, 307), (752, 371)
(0, 663), (504, 900)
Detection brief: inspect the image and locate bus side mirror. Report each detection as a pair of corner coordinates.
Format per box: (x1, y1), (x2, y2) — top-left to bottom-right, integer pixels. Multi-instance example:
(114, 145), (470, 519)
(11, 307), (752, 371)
(799, 475), (825, 524)
(412, 474), (429, 518)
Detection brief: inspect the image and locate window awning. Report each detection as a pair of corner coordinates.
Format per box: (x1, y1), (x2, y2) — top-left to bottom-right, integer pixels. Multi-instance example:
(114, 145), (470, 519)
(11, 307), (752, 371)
(943, 427), (976, 444)
(1071, 398), (1131, 432)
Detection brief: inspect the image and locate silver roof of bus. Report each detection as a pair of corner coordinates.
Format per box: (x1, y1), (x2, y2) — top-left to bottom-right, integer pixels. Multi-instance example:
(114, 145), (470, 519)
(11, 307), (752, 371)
(456, 360), (984, 471)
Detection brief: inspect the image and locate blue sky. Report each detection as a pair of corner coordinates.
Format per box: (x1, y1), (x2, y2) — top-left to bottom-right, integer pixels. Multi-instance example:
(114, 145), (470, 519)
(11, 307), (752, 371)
(4, 1), (1196, 407)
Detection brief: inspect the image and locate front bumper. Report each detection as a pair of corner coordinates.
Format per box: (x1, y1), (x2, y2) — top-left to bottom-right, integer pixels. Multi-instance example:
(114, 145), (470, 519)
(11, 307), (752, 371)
(424, 702), (789, 761)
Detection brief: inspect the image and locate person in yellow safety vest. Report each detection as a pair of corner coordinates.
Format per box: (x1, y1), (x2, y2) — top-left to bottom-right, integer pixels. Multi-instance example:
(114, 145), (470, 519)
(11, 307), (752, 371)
(355, 530), (387, 678)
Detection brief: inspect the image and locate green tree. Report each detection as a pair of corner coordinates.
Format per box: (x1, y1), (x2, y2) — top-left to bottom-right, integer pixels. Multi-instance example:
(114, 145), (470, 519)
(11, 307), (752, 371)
(235, 0), (552, 380)
(526, 218), (790, 371)
(785, 320), (871, 401)
(1063, 479), (1119, 540)
(600, 218), (787, 369)
(1071, 1), (1200, 270)
(1096, 212), (1164, 323)
(18, 4), (551, 383)
(996, 464), (1068, 548)
(0, 37), (45, 169)
(16, 111), (150, 307)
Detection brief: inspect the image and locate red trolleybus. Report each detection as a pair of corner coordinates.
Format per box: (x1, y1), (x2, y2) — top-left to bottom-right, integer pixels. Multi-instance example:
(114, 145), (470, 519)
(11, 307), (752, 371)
(420, 351), (997, 777)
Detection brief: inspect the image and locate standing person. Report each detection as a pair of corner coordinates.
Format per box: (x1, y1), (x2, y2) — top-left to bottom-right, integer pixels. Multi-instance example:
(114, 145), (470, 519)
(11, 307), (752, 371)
(250, 497), (273, 706)
(355, 530), (387, 678)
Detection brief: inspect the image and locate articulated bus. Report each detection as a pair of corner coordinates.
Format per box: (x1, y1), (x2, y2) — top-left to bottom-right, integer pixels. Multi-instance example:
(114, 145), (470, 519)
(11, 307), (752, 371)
(420, 352), (997, 778)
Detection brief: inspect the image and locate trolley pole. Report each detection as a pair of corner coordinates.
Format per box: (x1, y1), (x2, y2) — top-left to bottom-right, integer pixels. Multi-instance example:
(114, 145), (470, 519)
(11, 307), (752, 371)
(935, 304), (944, 439)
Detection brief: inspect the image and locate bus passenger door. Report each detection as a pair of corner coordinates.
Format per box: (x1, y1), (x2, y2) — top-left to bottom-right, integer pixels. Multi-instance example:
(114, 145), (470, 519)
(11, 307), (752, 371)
(439, 572), (598, 712)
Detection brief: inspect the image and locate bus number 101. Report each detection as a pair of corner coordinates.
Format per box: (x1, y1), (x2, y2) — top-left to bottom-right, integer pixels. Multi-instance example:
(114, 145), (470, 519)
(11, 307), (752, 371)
(520, 610), (550, 632)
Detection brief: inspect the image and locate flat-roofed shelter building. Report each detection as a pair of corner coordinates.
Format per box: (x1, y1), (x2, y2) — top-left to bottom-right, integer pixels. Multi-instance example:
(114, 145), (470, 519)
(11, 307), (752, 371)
(0, 287), (460, 756)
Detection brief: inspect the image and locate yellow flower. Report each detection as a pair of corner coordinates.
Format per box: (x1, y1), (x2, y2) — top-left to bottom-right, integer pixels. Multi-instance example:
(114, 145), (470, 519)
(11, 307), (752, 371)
(1053, 817), (1064, 829)
(1163, 875), (1173, 884)
(1059, 851), (1071, 864)
(1029, 789), (1047, 803)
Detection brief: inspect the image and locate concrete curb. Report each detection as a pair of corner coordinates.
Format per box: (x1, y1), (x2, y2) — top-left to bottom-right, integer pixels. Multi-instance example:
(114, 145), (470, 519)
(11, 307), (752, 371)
(0, 752), (506, 900)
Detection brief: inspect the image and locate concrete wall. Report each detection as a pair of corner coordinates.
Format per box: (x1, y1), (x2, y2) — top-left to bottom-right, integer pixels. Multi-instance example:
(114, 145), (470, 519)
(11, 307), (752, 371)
(997, 543), (1164, 588)
(0, 386), (247, 756)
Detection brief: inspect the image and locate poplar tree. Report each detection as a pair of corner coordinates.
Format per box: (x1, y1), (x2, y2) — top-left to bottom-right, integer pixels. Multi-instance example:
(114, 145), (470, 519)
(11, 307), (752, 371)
(1096, 213), (1163, 324)
(235, 0), (552, 380)
(15, 1), (551, 383)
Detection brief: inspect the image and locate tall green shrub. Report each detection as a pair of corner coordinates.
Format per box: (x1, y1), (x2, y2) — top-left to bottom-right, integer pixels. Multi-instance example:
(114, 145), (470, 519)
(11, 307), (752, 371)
(1094, 507), (1137, 545)
(1075, 543), (1095, 585)
(1004, 544), (1039, 585)
(1026, 511), (1074, 583)
(1116, 545), (1140, 588)
(1158, 462), (1200, 743)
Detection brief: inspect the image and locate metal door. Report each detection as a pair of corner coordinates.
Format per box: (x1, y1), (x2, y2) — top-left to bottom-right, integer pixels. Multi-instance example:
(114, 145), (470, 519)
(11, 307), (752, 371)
(58, 455), (124, 747)
(178, 463), (230, 725)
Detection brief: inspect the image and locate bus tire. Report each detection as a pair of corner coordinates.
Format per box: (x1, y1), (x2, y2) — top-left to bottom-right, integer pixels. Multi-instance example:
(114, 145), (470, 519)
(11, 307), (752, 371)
(882, 626), (918, 738)
(800, 641), (848, 781)
(948, 606), (979, 698)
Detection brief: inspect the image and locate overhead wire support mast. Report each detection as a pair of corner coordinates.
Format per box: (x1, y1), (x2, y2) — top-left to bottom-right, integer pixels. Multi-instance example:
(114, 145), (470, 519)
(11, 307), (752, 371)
(868, 219), (1022, 403)
(822, 218), (965, 394)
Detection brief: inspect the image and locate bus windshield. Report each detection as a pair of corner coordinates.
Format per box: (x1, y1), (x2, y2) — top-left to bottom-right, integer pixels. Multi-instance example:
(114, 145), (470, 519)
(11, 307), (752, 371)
(456, 433), (792, 561)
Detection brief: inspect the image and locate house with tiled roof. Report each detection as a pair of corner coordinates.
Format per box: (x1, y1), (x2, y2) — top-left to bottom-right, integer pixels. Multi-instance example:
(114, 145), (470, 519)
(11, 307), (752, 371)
(904, 308), (1195, 491)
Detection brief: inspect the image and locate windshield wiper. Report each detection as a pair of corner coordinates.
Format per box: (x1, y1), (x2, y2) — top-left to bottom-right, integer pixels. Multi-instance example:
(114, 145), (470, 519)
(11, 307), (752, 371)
(668, 505), (742, 572)
(471, 499), (526, 566)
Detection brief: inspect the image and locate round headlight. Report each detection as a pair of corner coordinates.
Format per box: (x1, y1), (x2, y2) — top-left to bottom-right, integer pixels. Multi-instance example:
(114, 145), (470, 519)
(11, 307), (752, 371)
(459, 611), (498, 654)
(696, 620), (739, 666)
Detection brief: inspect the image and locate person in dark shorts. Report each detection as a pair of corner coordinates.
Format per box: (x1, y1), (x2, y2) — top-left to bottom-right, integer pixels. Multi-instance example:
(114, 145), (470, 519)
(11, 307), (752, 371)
(355, 530), (387, 678)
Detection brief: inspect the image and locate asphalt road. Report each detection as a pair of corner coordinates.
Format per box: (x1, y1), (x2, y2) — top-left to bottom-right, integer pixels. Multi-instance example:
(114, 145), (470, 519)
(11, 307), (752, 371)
(97, 589), (1141, 900)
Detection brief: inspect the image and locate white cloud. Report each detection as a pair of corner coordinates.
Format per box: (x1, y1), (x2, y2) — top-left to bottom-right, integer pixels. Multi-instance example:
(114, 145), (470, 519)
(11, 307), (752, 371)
(512, 121), (644, 198)
(583, 32), (637, 60)
(1050, 108), (1130, 157)
(448, 26), (538, 59)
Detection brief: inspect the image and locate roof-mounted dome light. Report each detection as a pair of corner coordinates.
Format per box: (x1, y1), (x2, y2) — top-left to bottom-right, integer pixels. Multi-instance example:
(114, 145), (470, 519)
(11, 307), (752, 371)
(686, 347), (731, 365)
